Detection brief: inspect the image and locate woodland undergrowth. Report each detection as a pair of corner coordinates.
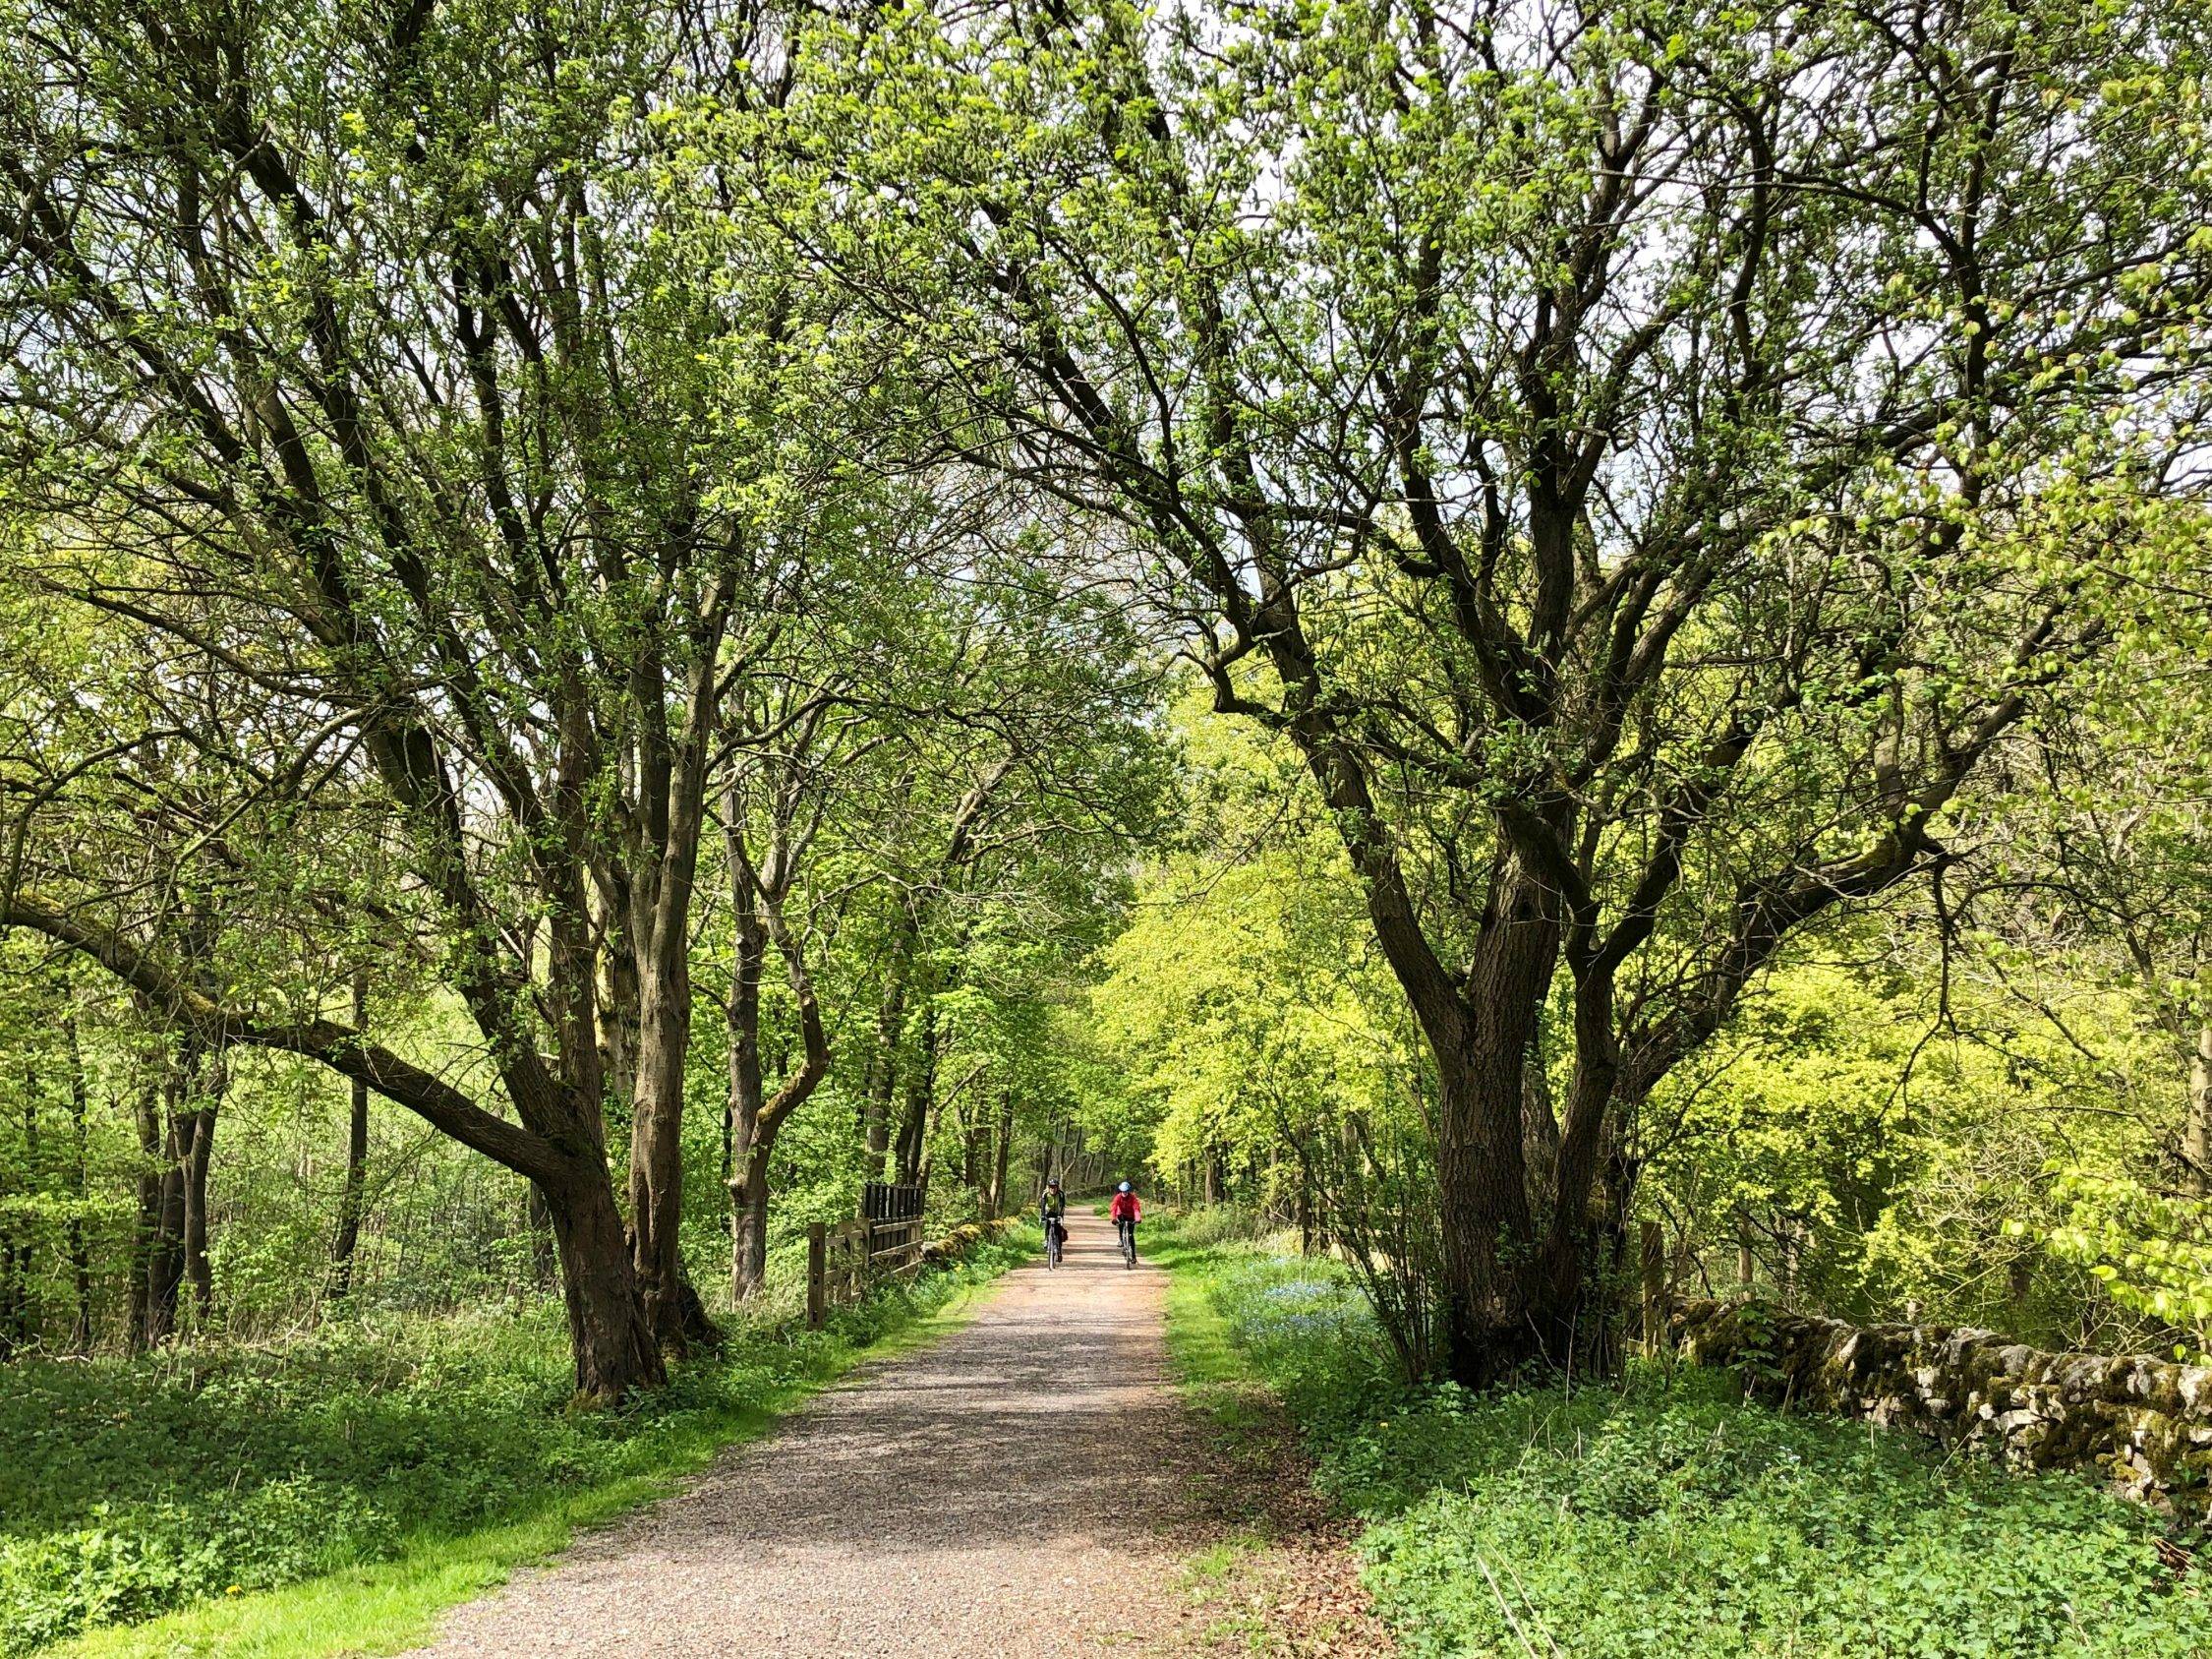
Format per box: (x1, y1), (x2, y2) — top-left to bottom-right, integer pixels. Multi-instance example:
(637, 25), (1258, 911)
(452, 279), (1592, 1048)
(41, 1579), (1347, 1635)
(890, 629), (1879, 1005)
(1, 1232), (1031, 1656)
(1153, 1214), (2212, 1659)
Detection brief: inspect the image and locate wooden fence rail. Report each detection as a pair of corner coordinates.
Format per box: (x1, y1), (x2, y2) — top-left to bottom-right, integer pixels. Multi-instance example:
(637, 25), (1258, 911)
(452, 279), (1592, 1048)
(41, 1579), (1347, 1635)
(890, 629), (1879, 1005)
(805, 1211), (931, 1329)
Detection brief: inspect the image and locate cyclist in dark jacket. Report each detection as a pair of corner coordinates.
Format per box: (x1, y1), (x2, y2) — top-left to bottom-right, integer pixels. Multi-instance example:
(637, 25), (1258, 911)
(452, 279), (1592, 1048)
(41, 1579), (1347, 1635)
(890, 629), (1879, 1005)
(1040, 1178), (1069, 1266)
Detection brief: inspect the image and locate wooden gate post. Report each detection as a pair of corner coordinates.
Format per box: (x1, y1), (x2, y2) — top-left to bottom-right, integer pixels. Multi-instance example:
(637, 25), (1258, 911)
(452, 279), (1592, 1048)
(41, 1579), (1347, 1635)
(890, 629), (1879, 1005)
(807, 1221), (827, 1330)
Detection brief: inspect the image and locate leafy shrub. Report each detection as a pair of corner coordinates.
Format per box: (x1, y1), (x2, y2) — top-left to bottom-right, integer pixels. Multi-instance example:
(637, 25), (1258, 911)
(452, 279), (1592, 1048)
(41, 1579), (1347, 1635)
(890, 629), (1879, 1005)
(1164, 1203), (1271, 1250)
(1185, 1244), (2212, 1659)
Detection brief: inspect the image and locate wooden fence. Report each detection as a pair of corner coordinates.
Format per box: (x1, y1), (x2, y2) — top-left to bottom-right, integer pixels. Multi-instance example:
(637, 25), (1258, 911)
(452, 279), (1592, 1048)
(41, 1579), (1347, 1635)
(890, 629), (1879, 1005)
(805, 1183), (929, 1328)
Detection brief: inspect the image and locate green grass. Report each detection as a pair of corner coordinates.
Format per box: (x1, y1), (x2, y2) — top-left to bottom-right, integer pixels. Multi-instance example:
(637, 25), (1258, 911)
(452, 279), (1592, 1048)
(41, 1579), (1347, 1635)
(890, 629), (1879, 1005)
(1149, 1215), (2212, 1659)
(5, 1228), (1033, 1659)
(1148, 1211), (1286, 1445)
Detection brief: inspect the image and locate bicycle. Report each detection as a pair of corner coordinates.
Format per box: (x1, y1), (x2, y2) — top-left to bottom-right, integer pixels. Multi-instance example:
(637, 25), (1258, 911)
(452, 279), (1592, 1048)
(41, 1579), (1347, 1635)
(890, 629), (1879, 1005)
(1045, 1217), (1065, 1270)
(1118, 1219), (1137, 1270)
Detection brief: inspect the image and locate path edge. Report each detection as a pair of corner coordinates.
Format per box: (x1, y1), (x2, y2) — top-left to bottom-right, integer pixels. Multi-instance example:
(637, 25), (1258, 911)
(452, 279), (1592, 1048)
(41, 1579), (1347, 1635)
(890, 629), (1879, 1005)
(49, 1233), (1037, 1659)
(1152, 1230), (1399, 1656)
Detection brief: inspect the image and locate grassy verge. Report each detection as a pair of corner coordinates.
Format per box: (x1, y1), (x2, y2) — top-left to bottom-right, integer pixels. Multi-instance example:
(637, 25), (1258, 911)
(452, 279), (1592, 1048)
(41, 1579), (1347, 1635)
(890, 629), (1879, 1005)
(7, 1226), (1034, 1659)
(1147, 1211), (1288, 1448)
(1148, 1212), (1396, 1656)
(1148, 1213), (2212, 1659)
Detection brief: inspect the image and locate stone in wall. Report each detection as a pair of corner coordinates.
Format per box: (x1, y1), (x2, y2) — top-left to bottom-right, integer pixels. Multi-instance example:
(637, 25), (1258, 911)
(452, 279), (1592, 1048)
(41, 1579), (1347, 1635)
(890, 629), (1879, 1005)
(1668, 1297), (2212, 1512)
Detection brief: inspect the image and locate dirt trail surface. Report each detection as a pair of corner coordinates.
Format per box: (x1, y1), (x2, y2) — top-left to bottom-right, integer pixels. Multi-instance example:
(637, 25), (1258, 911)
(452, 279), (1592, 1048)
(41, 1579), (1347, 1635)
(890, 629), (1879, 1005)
(407, 1212), (1214, 1658)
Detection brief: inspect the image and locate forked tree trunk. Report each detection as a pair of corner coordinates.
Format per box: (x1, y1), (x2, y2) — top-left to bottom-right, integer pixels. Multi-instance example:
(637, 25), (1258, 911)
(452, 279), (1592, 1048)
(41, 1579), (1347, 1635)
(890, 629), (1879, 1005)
(144, 1034), (224, 1343)
(623, 701), (728, 1358)
(1288, 692), (1598, 1385)
(610, 606), (731, 1358)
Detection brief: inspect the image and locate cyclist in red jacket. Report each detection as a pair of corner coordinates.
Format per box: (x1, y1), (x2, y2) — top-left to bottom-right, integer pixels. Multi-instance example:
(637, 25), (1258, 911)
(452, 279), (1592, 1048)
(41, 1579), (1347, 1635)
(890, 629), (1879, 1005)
(1109, 1182), (1142, 1267)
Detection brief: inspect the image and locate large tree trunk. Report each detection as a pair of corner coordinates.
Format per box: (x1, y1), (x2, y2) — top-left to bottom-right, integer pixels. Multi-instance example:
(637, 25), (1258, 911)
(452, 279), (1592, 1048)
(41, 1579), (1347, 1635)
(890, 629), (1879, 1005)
(1428, 867), (1559, 1388)
(1291, 721), (1573, 1386)
(1431, 1044), (1545, 1386)
(621, 660), (728, 1358)
(541, 1157), (664, 1402)
(329, 975), (371, 1303)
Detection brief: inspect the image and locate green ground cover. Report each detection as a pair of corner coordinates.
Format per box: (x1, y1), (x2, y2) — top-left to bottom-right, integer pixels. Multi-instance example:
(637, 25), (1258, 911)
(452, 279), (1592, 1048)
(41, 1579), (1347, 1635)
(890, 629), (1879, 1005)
(1149, 1215), (2212, 1659)
(3, 1228), (1033, 1659)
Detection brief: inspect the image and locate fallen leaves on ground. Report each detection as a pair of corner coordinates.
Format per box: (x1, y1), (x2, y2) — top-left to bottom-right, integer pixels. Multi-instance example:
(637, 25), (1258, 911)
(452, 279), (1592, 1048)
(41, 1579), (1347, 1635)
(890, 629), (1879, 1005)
(1177, 1380), (1397, 1658)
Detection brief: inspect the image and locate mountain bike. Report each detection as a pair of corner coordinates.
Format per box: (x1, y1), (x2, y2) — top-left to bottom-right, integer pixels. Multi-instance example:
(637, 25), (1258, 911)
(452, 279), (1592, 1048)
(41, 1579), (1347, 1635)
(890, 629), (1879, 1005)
(1118, 1219), (1137, 1269)
(1045, 1218), (1065, 1270)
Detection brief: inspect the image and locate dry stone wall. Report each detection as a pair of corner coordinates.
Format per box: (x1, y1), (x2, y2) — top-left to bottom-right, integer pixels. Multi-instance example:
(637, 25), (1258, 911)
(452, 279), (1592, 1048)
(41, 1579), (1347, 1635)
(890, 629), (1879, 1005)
(1669, 1297), (2212, 1512)
(918, 1215), (1019, 1266)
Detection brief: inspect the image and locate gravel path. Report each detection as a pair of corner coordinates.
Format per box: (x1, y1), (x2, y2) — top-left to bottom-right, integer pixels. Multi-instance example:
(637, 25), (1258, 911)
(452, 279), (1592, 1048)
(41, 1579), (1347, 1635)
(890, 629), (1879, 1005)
(409, 1212), (1213, 1658)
